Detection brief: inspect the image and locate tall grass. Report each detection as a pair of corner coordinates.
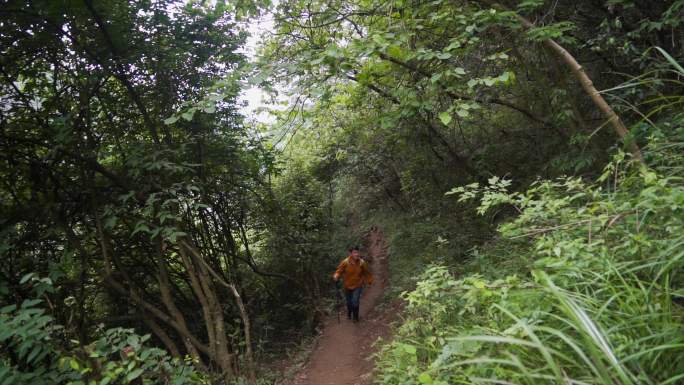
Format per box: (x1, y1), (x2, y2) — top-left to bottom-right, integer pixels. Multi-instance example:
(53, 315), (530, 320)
(373, 54), (684, 385)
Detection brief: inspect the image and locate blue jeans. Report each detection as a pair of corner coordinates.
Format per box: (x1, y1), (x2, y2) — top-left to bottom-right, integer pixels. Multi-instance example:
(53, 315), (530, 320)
(344, 287), (363, 319)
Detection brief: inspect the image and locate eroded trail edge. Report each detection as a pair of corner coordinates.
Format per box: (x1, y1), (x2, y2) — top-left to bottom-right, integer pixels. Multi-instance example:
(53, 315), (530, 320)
(292, 228), (391, 385)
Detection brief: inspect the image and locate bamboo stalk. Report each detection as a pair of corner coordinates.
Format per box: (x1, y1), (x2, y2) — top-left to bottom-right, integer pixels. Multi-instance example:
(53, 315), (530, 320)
(485, 2), (646, 164)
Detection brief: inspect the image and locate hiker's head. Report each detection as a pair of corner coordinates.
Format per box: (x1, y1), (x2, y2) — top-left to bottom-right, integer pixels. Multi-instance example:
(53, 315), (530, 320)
(349, 246), (360, 259)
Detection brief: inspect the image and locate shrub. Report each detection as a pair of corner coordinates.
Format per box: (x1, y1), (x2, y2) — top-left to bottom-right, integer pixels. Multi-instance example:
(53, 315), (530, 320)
(0, 276), (206, 385)
(375, 141), (684, 385)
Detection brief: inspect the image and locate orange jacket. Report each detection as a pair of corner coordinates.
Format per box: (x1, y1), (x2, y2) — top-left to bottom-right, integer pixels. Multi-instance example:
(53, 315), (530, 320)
(333, 256), (373, 290)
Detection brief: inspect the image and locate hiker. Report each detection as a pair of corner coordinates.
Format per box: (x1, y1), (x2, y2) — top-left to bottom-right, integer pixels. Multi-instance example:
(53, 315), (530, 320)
(332, 246), (373, 322)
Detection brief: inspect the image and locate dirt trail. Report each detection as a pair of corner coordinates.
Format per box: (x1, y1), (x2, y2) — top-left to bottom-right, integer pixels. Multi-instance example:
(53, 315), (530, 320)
(292, 228), (390, 385)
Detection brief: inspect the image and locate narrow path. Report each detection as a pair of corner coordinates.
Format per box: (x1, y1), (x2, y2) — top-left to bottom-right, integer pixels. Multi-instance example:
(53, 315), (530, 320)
(293, 228), (389, 385)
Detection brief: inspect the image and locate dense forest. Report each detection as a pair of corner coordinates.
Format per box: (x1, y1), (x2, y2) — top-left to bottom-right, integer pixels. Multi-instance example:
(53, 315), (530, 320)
(1, 0), (683, 384)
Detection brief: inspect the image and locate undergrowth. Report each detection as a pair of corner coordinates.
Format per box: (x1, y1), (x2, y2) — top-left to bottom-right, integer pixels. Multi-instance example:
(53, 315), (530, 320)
(0, 276), (206, 385)
(373, 115), (684, 385)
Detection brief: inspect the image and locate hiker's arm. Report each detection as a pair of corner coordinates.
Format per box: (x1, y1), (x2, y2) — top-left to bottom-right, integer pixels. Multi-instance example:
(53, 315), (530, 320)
(333, 260), (346, 281)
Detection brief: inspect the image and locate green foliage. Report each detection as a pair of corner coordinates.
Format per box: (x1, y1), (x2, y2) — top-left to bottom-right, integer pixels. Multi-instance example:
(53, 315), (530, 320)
(3, 0), (684, 383)
(0, 0), (286, 380)
(0, 278), (205, 385)
(0, 299), (67, 385)
(61, 328), (206, 385)
(253, 159), (338, 333)
(265, 0), (684, 382)
(375, 134), (684, 384)
(526, 21), (577, 43)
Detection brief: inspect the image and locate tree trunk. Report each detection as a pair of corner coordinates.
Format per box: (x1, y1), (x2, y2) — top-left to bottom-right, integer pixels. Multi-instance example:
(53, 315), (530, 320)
(178, 242), (235, 382)
(226, 283), (256, 385)
(96, 216), (211, 370)
(182, 239), (257, 385)
(156, 258), (208, 368)
(140, 309), (181, 358)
